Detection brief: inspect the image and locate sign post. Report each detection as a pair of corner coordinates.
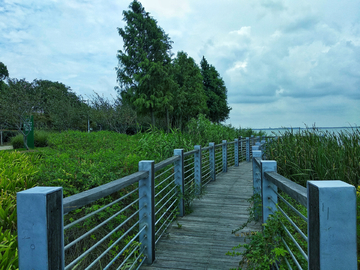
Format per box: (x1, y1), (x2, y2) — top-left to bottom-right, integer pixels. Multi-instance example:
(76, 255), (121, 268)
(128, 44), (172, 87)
(24, 116), (34, 149)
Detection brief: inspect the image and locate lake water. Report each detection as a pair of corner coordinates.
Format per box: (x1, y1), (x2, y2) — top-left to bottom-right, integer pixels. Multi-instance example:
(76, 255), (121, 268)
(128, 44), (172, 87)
(252, 126), (360, 136)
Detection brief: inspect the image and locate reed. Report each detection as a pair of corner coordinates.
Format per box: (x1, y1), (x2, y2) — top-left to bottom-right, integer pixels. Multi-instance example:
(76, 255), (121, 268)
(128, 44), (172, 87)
(266, 127), (360, 266)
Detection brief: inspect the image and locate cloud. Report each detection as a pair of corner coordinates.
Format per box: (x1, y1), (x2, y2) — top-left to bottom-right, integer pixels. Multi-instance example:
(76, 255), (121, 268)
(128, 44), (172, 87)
(1, 0), (359, 128)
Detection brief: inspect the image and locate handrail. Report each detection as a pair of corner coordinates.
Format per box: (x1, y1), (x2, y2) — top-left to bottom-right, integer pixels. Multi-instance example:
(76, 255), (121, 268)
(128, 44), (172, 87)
(63, 171), (149, 214)
(154, 155), (180, 172)
(264, 171), (307, 207)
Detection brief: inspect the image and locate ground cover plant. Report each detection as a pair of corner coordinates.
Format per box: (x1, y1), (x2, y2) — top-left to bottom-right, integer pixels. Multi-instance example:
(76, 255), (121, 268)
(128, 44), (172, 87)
(0, 151), (39, 270)
(229, 127), (360, 269)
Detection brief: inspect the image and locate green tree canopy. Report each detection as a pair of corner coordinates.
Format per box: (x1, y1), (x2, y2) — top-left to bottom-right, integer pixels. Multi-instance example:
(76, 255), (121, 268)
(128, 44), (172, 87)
(172, 51), (208, 129)
(0, 78), (41, 149)
(0, 62), (9, 81)
(200, 56), (231, 123)
(116, 0), (174, 127)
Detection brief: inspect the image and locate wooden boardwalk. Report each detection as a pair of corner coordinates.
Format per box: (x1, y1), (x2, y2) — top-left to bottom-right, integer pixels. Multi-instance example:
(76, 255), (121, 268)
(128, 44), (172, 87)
(141, 161), (261, 270)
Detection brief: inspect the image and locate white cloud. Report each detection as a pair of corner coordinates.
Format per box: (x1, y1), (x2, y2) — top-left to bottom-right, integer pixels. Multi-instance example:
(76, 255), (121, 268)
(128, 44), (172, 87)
(1, 0), (359, 128)
(230, 26), (251, 36)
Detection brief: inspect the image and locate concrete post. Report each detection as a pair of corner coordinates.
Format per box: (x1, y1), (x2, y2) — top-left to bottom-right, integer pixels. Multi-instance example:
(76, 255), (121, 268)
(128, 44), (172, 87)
(17, 186), (64, 269)
(234, 138), (239, 167)
(307, 181), (357, 270)
(194, 145), (202, 195)
(222, 140), (227, 173)
(139, 160), (155, 264)
(209, 142), (216, 181)
(174, 149), (185, 217)
(246, 137), (250, 162)
(252, 150), (262, 221)
(261, 160), (277, 225)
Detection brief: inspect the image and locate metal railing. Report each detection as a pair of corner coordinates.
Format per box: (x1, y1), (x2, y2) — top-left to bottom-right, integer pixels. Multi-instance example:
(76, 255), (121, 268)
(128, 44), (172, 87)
(17, 136), (259, 269)
(252, 144), (357, 269)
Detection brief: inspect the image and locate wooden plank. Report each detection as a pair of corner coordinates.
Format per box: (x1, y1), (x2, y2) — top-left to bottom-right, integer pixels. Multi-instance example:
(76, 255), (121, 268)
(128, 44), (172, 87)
(141, 162), (261, 269)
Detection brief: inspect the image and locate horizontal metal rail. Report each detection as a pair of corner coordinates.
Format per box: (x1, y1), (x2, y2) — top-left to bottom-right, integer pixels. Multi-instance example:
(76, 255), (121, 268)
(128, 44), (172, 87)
(63, 171), (148, 214)
(155, 156), (180, 172)
(265, 171), (307, 207)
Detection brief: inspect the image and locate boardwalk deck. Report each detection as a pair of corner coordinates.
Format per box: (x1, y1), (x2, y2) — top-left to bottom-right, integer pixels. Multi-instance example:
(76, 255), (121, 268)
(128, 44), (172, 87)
(141, 161), (261, 270)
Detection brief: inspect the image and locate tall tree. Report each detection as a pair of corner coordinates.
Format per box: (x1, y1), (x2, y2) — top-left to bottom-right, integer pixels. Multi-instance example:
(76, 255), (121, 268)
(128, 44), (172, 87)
(116, 0), (174, 127)
(0, 62), (9, 82)
(200, 56), (231, 123)
(172, 51), (208, 130)
(34, 80), (86, 131)
(0, 79), (41, 149)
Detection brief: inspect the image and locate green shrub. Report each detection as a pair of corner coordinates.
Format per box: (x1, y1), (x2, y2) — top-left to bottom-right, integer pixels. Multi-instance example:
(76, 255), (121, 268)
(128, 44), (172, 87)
(10, 134), (24, 149)
(0, 151), (39, 269)
(34, 130), (49, 147)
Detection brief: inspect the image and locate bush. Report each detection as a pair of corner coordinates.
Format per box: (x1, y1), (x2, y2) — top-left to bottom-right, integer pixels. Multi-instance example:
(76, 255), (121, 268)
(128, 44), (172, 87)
(10, 134), (23, 149)
(0, 151), (39, 269)
(34, 130), (49, 147)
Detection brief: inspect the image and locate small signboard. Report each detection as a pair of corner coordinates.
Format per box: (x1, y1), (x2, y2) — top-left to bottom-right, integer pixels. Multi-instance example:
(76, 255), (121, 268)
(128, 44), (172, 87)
(23, 116), (34, 149)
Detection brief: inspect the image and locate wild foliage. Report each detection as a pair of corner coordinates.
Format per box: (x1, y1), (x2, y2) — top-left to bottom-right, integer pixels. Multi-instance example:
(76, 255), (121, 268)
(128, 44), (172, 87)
(0, 152), (39, 269)
(230, 128), (360, 269)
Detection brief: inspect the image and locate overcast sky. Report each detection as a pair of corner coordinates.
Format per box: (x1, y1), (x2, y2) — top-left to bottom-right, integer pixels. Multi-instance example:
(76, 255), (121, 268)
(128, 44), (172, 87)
(1, 0), (359, 129)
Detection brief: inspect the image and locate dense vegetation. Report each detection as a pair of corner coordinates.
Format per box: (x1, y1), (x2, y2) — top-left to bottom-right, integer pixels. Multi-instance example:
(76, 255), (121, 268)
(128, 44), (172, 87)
(229, 128), (360, 269)
(0, 116), (261, 269)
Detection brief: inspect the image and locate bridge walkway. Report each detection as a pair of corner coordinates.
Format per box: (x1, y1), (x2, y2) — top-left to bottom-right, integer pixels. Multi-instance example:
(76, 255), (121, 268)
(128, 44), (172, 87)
(141, 161), (261, 270)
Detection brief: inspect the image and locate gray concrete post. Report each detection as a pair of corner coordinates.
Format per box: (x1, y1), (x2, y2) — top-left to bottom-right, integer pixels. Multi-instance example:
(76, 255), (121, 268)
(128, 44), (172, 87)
(17, 186), (64, 269)
(252, 150), (262, 221)
(261, 160), (277, 225)
(174, 149), (185, 217)
(307, 181), (357, 270)
(246, 137), (250, 162)
(222, 140), (227, 173)
(209, 142), (216, 181)
(194, 145), (202, 195)
(139, 160), (155, 264)
(234, 138), (239, 167)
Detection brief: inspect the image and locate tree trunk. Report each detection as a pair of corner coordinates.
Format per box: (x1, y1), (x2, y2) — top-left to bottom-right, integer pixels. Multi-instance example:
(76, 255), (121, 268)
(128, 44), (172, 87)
(23, 134), (29, 150)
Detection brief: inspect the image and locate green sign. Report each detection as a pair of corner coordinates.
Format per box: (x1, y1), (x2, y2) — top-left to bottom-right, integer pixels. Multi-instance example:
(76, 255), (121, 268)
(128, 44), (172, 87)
(23, 116), (34, 149)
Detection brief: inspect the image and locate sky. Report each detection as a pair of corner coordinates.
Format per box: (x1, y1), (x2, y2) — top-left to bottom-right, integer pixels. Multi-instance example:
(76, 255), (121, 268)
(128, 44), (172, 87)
(1, 0), (359, 129)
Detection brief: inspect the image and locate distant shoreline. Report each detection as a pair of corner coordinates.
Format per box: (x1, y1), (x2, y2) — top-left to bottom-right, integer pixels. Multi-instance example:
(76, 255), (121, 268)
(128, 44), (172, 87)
(251, 126), (360, 131)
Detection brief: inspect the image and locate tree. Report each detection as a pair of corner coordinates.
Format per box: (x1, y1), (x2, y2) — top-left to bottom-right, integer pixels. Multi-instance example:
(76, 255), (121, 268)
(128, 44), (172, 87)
(33, 80), (87, 131)
(89, 92), (137, 133)
(200, 56), (231, 123)
(0, 78), (41, 150)
(0, 62), (9, 82)
(172, 51), (208, 130)
(116, 0), (174, 128)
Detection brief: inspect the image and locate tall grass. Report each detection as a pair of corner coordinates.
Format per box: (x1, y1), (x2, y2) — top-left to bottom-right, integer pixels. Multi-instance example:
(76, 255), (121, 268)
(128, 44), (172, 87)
(265, 127), (360, 266)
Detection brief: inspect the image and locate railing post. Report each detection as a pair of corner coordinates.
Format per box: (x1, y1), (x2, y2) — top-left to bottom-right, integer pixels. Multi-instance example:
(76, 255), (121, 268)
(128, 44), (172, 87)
(174, 149), (185, 217)
(222, 140), (227, 173)
(239, 136), (243, 160)
(251, 135), (254, 146)
(234, 138), (239, 167)
(252, 150), (262, 221)
(17, 187), (64, 269)
(139, 160), (155, 264)
(209, 142), (216, 181)
(256, 136), (260, 143)
(246, 137), (250, 162)
(261, 160), (277, 224)
(307, 181), (357, 269)
(194, 145), (202, 195)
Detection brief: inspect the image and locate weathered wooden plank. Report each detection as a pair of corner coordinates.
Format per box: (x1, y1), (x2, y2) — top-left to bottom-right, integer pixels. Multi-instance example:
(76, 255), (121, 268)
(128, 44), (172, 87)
(141, 162), (260, 269)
